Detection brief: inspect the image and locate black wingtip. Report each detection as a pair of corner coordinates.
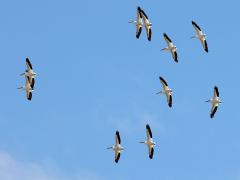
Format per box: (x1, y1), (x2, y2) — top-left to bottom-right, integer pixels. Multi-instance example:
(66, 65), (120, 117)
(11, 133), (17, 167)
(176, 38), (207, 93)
(136, 27), (142, 39)
(159, 76), (168, 86)
(149, 148), (154, 159)
(27, 92), (32, 101)
(214, 86), (219, 97)
(168, 95), (172, 108)
(147, 29), (152, 41)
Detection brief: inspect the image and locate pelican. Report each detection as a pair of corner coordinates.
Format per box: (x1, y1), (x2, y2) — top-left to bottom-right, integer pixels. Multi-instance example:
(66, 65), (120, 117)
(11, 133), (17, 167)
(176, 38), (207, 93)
(139, 124), (156, 159)
(140, 8), (152, 41)
(161, 33), (178, 63)
(156, 76), (172, 108)
(18, 77), (33, 101)
(206, 86), (222, 118)
(128, 7), (143, 39)
(20, 58), (36, 89)
(191, 21), (208, 52)
(107, 131), (124, 163)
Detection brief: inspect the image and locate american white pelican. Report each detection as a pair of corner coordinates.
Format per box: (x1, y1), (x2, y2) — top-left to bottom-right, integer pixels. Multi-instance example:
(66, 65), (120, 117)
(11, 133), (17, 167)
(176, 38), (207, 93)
(18, 77), (33, 101)
(107, 131), (124, 163)
(20, 58), (36, 89)
(206, 86), (222, 118)
(191, 21), (208, 52)
(156, 76), (172, 108)
(139, 8), (152, 41)
(139, 124), (156, 159)
(161, 33), (178, 63)
(129, 7), (143, 39)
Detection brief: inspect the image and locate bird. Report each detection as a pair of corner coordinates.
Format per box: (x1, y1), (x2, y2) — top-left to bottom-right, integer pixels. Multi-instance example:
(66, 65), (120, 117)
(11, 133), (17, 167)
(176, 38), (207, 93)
(139, 8), (152, 41)
(20, 58), (36, 89)
(156, 76), (173, 108)
(191, 21), (208, 52)
(139, 124), (156, 159)
(18, 77), (33, 101)
(128, 7), (143, 39)
(107, 131), (124, 163)
(206, 86), (222, 118)
(161, 33), (178, 63)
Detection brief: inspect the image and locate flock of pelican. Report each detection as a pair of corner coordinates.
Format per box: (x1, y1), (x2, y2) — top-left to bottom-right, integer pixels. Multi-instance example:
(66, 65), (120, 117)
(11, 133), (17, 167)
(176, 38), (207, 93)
(16, 6), (222, 164)
(107, 6), (222, 163)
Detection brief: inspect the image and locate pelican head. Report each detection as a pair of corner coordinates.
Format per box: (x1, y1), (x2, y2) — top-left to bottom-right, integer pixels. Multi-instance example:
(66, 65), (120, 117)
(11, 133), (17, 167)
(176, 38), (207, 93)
(128, 20), (136, 24)
(17, 86), (25, 90)
(107, 146), (113, 150)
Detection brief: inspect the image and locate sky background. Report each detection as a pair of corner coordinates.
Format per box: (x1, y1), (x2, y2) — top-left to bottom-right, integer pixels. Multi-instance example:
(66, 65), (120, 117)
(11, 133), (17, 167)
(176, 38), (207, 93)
(0, 0), (239, 179)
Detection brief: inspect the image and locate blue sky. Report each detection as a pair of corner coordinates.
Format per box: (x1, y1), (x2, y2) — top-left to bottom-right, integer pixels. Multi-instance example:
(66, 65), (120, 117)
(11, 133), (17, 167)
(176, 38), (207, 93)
(0, 0), (239, 179)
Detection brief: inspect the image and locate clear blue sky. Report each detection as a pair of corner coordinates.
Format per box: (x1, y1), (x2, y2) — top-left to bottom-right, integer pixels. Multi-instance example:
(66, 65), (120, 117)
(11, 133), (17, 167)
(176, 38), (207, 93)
(0, 0), (239, 179)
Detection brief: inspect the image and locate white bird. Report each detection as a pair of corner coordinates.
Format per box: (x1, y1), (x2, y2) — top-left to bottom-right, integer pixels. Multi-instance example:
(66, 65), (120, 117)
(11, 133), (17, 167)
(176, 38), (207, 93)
(20, 58), (36, 89)
(161, 33), (178, 63)
(129, 7), (143, 39)
(18, 77), (33, 101)
(107, 131), (124, 163)
(206, 86), (222, 118)
(139, 8), (152, 41)
(139, 124), (156, 159)
(156, 76), (172, 108)
(191, 21), (208, 52)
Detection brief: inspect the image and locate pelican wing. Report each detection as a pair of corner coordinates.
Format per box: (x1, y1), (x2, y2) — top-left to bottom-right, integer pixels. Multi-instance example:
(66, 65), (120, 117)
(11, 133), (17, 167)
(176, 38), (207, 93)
(214, 86), (219, 97)
(192, 21), (201, 32)
(202, 39), (208, 52)
(163, 33), (172, 44)
(136, 7), (142, 39)
(146, 124), (152, 139)
(167, 94), (172, 108)
(137, 7), (142, 19)
(171, 50), (178, 63)
(148, 146), (154, 159)
(140, 9), (151, 41)
(140, 9), (148, 19)
(26, 58), (33, 70)
(146, 28), (152, 41)
(115, 131), (121, 145)
(136, 26), (142, 39)
(30, 78), (35, 89)
(210, 104), (218, 118)
(27, 91), (32, 101)
(159, 76), (168, 87)
(115, 151), (120, 163)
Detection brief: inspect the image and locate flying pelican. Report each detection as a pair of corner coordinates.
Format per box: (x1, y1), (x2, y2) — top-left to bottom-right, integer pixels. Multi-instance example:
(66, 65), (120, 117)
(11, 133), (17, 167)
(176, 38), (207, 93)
(139, 124), (156, 159)
(128, 7), (143, 39)
(107, 131), (124, 163)
(206, 86), (222, 118)
(156, 76), (172, 108)
(191, 21), (208, 52)
(161, 33), (178, 63)
(140, 8), (152, 41)
(20, 58), (36, 89)
(18, 77), (33, 101)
